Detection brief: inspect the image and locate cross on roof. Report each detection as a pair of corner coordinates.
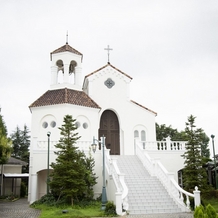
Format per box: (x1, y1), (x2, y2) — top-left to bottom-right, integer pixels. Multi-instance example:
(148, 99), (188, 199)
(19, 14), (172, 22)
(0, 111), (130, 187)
(104, 45), (113, 64)
(66, 31), (68, 44)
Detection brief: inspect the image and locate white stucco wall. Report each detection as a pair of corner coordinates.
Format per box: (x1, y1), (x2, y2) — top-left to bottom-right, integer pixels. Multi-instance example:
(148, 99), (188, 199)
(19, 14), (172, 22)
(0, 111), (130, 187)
(85, 65), (156, 155)
(146, 150), (185, 182)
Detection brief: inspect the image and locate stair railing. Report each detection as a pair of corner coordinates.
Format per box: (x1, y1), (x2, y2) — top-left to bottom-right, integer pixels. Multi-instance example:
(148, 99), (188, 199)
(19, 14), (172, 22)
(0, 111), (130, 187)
(105, 150), (129, 215)
(136, 142), (200, 211)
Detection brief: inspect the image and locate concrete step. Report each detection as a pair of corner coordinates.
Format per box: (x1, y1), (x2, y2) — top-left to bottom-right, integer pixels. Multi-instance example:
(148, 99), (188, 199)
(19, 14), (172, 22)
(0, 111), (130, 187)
(114, 155), (182, 215)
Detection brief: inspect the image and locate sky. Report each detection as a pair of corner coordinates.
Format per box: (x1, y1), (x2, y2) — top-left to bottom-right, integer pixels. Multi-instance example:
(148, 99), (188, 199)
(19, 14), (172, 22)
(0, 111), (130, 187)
(0, 0), (218, 152)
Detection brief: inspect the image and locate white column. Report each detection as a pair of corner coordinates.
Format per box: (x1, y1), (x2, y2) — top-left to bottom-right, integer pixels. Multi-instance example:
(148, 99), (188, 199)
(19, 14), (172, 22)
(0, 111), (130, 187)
(193, 186), (201, 207)
(51, 66), (58, 85)
(75, 66), (82, 86)
(30, 174), (38, 204)
(64, 64), (70, 83)
(115, 192), (122, 215)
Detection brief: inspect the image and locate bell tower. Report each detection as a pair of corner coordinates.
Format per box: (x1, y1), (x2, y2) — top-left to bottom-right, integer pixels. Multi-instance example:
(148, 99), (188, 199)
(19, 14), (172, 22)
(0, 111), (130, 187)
(50, 42), (83, 90)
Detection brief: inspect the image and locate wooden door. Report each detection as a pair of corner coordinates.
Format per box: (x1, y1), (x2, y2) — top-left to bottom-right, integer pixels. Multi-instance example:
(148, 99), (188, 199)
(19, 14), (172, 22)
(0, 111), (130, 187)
(99, 110), (120, 155)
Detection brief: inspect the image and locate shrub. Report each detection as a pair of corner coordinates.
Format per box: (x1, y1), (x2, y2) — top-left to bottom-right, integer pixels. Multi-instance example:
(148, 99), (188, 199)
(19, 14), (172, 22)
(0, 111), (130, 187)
(206, 204), (218, 218)
(194, 205), (205, 218)
(194, 204), (218, 218)
(104, 201), (117, 216)
(31, 193), (56, 206)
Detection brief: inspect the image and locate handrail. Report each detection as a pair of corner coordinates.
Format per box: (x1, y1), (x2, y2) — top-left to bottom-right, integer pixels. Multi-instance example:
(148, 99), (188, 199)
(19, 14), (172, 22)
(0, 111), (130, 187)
(136, 142), (200, 211)
(105, 151), (129, 214)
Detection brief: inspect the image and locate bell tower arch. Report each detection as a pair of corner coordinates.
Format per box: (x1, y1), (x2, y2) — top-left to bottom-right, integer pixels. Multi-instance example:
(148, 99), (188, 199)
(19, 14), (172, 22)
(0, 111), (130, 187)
(50, 42), (83, 90)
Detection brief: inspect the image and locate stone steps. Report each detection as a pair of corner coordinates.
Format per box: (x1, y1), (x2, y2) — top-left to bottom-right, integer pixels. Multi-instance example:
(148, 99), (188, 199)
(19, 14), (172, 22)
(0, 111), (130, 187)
(114, 155), (181, 214)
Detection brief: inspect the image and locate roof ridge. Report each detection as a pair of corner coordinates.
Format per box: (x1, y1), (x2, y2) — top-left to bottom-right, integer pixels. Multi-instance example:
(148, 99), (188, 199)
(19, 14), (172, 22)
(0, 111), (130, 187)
(131, 100), (157, 116)
(85, 63), (132, 80)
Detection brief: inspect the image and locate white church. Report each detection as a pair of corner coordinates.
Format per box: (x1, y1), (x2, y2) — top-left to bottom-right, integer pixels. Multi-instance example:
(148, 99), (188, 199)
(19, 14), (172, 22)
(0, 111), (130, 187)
(28, 42), (200, 215)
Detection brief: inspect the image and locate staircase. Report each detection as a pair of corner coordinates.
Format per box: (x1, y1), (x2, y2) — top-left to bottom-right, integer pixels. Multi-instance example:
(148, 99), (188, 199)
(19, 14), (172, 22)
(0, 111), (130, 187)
(115, 155), (182, 214)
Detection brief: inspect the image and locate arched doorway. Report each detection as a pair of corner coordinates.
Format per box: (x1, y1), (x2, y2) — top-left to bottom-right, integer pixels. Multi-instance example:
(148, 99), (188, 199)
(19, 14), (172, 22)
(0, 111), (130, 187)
(99, 110), (120, 155)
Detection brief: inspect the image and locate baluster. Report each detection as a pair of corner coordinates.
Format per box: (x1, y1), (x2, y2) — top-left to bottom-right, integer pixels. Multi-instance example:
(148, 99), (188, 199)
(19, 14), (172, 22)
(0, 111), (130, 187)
(186, 194), (190, 209)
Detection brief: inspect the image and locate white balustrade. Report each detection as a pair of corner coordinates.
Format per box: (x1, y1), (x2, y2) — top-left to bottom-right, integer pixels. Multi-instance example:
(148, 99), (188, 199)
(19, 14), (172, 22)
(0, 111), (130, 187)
(136, 142), (200, 211)
(105, 149), (128, 215)
(138, 136), (187, 151)
(35, 140), (92, 151)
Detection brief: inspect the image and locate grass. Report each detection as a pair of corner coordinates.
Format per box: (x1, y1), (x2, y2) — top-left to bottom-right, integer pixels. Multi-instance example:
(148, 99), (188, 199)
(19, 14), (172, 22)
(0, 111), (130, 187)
(32, 201), (108, 218)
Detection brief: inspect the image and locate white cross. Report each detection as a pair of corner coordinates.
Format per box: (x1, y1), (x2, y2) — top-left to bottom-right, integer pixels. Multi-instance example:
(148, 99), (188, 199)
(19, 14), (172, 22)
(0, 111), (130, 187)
(104, 45), (113, 63)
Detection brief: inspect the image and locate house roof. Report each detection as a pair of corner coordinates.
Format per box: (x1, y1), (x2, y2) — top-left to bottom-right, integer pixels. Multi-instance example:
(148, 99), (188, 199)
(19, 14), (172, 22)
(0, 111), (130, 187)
(131, 100), (157, 116)
(50, 43), (83, 61)
(29, 88), (101, 109)
(7, 157), (28, 166)
(84, 63), (133, 80)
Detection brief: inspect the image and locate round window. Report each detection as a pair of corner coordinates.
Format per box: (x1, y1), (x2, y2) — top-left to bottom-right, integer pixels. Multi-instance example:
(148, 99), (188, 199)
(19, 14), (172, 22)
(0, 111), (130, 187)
(42, 122), (48, 128)
(50, 121), (56, 128)
(75, 122), (80, 128)
(83, 123), (88, 129)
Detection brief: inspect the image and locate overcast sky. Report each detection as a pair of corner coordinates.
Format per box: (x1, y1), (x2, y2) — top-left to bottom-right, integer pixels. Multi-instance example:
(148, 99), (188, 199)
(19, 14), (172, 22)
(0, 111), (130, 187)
(0, 0), (218, 151)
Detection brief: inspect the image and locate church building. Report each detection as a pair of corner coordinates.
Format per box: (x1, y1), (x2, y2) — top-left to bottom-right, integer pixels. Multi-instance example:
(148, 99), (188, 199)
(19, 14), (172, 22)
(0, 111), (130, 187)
(28, 42), (192, 215)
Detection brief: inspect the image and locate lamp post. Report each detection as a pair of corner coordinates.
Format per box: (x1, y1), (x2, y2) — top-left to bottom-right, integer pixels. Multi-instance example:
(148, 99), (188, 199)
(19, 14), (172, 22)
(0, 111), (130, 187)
(211, 135), (217, 189)
(47, 131), (51, 194)
(91, 136), (107, 210)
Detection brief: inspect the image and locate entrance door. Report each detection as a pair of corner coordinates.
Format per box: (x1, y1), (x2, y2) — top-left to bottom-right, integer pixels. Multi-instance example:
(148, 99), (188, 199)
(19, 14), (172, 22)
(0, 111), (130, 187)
(99, 110), (120, 155)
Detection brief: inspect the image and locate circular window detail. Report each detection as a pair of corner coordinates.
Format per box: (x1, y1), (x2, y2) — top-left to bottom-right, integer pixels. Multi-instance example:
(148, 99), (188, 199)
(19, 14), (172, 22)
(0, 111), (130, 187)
(50, 121), (56, 128)
(75, 122), (80, 128)
(83, 123), (88, 129)
(42, 122), (48, 128)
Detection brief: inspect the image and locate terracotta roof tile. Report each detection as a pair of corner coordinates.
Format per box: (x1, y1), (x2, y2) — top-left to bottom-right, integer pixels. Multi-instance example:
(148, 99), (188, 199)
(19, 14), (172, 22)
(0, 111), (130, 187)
(85, 63), (132, 80)
(131, 100), (157, 116)
(50, 43), (83, 61)
(29, 88), (101, 109)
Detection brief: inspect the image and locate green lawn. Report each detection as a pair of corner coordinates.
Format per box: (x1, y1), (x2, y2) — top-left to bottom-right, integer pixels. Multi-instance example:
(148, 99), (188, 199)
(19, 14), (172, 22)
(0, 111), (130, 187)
(33, 202), (108, 218)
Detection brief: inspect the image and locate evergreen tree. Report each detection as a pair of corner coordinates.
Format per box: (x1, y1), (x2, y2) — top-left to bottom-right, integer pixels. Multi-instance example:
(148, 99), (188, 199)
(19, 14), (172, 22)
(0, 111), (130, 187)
(182, 115), (209, 191)
(20, 124), (30, 163)
(11, 124), (30, 161)
(11, 126), (22, 157)
(0, 114), (12, 164)
(80, 150), (98, 200)
(199, 132), (210, 163)
(10, 125), (30, 173)
(49, 115), (97, 205)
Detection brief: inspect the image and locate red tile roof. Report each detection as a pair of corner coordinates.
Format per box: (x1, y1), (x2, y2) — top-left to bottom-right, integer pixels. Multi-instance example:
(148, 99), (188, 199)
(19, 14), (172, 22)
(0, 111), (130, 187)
(50, 43), (83, 61)
(85, 63), (133, 80)
(29, 88), (101, 109)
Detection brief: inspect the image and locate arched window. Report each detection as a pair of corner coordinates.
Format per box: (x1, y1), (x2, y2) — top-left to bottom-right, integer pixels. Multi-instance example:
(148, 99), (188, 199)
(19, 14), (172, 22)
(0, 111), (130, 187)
(141, 130), (146, 141)
(69, 60), (77, 84)
(134, 130), (139, 138)
(56, 60), (64, 83)
(141, 130), (146, 149)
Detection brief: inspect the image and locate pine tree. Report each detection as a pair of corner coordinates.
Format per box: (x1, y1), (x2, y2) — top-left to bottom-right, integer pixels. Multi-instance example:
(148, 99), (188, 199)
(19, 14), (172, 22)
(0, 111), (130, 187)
(11, 126), (22, 157)
(80, 150), (98, 200)
(182, 115), (209, 191)
(11, 124), (30, 162)
(49, 115), (96, 205)
(20, 124), (30, 163)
